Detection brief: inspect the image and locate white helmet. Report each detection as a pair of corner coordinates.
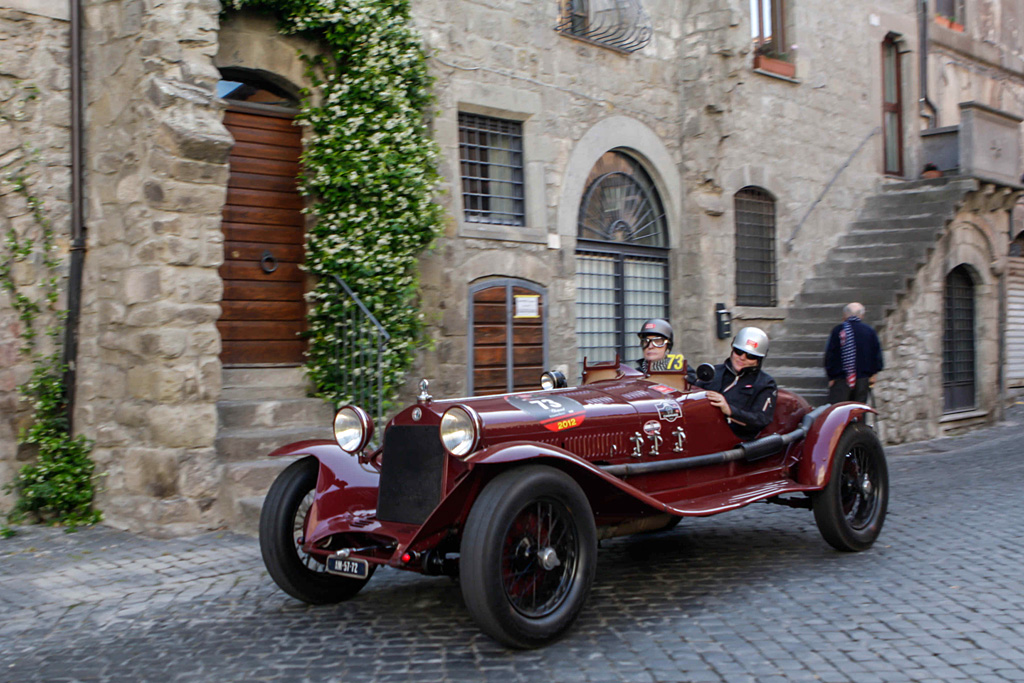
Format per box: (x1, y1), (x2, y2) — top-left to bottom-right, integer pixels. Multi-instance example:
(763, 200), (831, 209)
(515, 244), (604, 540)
(732, 327), (769, 359)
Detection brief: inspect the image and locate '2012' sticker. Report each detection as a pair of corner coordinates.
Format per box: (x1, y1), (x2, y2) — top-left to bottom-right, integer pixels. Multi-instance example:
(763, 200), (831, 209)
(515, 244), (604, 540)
(505, 394), (586, 432)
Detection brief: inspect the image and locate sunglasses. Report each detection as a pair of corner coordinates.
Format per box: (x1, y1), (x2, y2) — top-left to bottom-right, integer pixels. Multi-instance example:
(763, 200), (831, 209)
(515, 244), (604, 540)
(641, 337), (669, 348)
(732, 348), (759, 360)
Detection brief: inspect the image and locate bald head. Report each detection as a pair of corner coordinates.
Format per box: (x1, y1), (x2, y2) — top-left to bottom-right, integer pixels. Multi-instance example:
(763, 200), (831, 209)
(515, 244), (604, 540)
(843, 302), (865, 319)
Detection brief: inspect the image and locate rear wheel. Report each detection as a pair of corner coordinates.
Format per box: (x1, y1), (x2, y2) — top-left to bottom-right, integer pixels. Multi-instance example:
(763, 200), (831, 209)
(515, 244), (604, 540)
(259, 456), (374, 604)
(460, 466), (597, 649)
(812, 423), (889, 552)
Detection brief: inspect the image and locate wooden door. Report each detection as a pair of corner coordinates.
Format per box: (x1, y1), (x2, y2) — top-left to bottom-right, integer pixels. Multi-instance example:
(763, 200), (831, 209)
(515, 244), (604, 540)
(217, 103), (306, 365)
(471, 281), (546, 395)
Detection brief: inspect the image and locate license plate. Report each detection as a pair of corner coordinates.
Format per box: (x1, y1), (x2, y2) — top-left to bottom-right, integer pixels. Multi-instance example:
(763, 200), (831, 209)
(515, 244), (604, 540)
(326, 556), (369, 579)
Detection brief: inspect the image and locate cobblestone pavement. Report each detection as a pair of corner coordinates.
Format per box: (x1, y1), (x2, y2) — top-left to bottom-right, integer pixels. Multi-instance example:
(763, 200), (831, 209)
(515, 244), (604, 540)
(3, 405), (1024, 683)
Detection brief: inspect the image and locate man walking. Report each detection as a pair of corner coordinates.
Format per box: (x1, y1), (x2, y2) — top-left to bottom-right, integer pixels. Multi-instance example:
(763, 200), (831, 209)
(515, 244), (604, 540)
(824, 302), (883, 404)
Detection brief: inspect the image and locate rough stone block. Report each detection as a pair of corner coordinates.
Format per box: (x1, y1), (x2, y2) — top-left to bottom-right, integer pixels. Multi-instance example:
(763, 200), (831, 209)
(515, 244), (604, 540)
(124, 269), (162, 304)
(124, 447), (182, 499)
(148, 403), (216, 449)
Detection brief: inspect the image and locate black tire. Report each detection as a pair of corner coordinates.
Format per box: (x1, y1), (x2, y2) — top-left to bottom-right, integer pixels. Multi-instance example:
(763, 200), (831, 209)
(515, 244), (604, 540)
(460, 465), (597, 649)
(812, 423), (889, 552)
(259, 456), (374, 604)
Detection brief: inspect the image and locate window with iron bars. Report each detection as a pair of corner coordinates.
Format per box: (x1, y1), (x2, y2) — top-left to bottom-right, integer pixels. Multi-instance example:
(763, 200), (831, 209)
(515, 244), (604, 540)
(575, 151), (669, 366)
(458, 113), (525, 226)
(734, 186), (777, 307)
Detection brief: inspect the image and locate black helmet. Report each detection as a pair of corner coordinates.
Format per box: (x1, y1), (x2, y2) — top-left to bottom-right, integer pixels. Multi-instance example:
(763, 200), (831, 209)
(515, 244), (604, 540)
(638, 318), (674, 350)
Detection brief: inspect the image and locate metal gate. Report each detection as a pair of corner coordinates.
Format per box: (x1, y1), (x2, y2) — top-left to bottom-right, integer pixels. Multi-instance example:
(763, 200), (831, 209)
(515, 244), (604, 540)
(1008, 256), (1024, 388)
(943, 265), (975, 413)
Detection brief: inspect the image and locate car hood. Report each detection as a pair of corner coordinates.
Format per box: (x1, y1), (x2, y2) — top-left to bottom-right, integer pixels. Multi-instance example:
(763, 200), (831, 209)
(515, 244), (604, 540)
(402, 379), (693, 449)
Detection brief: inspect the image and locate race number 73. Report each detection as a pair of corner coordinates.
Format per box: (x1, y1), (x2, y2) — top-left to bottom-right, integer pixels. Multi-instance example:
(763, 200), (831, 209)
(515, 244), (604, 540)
(666, 354), (685, 370)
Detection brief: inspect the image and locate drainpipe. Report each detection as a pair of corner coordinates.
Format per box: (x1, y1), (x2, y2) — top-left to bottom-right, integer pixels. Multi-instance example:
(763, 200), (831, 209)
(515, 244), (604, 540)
(62, 0), (85, 432)
(918, 0), (938, 128)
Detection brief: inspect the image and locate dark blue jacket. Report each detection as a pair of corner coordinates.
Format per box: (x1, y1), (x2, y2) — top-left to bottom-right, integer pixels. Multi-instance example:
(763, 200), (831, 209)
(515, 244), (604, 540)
(694, 360), (777, 440)
(824, 318), (884, 380)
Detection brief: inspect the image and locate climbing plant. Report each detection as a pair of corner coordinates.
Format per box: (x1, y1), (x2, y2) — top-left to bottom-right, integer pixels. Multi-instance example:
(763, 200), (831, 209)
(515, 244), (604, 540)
(1, 149), (100, 531)
(226, 0), (444, 407)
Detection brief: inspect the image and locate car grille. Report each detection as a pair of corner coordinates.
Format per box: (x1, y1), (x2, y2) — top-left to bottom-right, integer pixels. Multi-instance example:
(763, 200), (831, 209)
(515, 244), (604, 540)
(376, 425), (445, 525)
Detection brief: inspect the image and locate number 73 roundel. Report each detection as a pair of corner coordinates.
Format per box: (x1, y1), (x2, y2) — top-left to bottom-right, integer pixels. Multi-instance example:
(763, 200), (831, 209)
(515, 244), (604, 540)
(505, 394), (586, 432)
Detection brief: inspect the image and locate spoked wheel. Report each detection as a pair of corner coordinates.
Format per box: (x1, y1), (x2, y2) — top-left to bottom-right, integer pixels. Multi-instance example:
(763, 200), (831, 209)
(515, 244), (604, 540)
(812, 423), (889, 552)
(460, 466), (597, 649)
(259, 456), (374, 604)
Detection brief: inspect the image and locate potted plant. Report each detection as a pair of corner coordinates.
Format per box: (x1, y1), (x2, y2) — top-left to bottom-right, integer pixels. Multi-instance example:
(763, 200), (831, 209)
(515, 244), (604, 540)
(934, 14), (964, 32)
(921, 163), (942, 179)
(753, 44), (796, 78)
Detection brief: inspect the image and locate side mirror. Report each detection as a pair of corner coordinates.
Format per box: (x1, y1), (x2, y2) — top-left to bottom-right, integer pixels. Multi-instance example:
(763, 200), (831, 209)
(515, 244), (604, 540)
(540, 370), (568, 390)
(696, 363), (715, 383)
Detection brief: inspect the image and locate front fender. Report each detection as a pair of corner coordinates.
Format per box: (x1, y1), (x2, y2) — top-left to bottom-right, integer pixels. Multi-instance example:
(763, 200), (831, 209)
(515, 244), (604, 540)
(795, 403), (876, 488)
(267, 440), (381, 545)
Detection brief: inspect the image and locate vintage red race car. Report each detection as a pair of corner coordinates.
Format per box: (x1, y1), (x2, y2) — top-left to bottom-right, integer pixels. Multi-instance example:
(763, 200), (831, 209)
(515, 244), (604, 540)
(258, 359), (888, 648)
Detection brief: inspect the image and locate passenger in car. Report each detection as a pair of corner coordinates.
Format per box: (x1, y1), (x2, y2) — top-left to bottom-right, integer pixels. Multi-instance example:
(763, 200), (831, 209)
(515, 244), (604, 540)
(693, 327), (778, 440)
(635, 318), (676, 374)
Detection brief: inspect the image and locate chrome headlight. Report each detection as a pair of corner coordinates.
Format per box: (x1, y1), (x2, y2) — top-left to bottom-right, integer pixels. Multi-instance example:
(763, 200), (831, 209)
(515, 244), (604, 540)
(333, 405), (373, 454)
(440, 405), (480, 457)
(540, 370), (568, 390)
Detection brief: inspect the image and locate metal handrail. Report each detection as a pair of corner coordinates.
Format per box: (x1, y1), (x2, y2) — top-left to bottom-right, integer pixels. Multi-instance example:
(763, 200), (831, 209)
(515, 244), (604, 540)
(328, 275), (390, 430)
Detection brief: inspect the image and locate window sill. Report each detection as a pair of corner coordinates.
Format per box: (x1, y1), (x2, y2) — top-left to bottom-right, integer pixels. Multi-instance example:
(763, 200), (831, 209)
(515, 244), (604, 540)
(939, 408), (987, 423)
(459, 222), (548, 244)
(732, 305), (786, 321)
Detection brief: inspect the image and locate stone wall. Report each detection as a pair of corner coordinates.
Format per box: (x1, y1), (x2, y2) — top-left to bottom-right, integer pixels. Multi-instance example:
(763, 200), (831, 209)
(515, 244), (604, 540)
(680, 1), (922, 360)
(0, 5), (74, 514)
(73, 0), (231, 534)
(876, 187), (1019, 443)
(414, 0), (685, 390)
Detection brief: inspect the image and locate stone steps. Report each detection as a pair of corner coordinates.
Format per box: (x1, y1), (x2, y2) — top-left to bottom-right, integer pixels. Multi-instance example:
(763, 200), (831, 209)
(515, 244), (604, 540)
(217, 367), (336, 535)
(770, 177), (976, 406)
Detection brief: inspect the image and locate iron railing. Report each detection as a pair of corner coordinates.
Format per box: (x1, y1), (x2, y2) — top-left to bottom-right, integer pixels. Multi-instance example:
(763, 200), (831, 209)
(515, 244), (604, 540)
(328, 275), (390, 429)
(555, 0), (653, 53)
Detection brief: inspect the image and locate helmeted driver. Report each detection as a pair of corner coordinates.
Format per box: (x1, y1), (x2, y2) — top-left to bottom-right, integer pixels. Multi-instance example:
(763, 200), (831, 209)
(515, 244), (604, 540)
(693, 326), (777, 440)
(635, 318), (674, 374)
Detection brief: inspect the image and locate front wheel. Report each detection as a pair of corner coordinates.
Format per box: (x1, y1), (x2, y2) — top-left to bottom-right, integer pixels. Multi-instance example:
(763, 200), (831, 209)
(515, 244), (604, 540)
(259, 456), (374, 604)
(460, 466), (597, 649)
(812, 423), (889, 552)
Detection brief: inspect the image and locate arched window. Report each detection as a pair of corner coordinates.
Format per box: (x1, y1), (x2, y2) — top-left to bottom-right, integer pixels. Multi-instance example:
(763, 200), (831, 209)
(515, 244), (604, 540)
(734, 186), (777, 307)
(575, 151), (669, 366)
(943, 265), (975, 413)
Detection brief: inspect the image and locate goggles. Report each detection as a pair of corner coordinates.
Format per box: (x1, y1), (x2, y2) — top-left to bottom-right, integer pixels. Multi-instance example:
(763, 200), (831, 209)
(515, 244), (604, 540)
(732, 348), (760, 360)
(641, 337), (669, 349)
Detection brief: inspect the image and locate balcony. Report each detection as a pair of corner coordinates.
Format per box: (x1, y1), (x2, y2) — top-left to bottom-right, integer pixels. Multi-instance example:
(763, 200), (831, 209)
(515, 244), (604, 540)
(920, 102), (1024, 188)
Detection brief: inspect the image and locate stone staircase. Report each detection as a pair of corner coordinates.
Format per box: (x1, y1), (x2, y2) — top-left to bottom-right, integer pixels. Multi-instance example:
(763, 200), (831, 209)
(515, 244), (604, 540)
(217, 367), (335, 535)
(770, 176), (979, 406)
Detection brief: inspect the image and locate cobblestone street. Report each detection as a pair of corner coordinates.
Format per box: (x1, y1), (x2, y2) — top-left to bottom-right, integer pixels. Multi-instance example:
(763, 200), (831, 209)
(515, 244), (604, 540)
(3, 406), (1024, 682)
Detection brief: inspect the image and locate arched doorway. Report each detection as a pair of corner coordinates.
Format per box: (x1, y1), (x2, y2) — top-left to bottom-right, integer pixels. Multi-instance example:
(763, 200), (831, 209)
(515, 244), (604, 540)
(943, 265), (976, 413)
(216, 69), (306, 365)
(574, 150), (669, 367)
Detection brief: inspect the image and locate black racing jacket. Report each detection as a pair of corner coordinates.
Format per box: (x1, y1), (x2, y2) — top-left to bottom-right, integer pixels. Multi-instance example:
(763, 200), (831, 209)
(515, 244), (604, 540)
(693, 360), (778, 440)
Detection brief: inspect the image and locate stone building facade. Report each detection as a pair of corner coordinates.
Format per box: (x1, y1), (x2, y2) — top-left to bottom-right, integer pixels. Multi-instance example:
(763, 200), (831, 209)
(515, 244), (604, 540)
(1, 0), (1022, 533)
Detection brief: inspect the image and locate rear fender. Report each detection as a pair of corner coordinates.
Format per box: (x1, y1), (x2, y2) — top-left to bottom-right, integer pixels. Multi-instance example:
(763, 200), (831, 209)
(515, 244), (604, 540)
(795, 404), (876, 488)
(266, 440), (380, 544)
